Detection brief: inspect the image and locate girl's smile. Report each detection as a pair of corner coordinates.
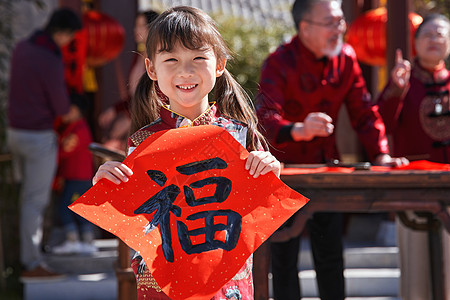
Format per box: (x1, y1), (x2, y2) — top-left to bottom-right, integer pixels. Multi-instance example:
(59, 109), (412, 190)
(177, 84), (198, 90)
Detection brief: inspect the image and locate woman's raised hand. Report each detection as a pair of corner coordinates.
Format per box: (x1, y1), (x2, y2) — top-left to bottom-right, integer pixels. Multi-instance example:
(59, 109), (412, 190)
(391, 49), (411, 88)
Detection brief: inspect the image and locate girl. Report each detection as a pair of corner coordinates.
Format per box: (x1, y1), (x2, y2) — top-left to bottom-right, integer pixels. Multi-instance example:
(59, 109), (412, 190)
(93, 6), (281, 299)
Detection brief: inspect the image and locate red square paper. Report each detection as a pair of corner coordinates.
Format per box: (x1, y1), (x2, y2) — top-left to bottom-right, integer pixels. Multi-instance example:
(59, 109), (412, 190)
(70, 125), (308, 299)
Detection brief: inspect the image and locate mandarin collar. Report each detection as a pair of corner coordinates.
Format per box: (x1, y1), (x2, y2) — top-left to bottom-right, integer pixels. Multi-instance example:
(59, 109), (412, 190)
(160, 102), (219, 127)
(294, 35), (327, 62)
(414, 59), (449, 83)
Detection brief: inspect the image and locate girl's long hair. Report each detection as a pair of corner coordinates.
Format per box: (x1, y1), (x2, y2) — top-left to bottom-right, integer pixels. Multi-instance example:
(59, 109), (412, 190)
(130, 6), (266, 151)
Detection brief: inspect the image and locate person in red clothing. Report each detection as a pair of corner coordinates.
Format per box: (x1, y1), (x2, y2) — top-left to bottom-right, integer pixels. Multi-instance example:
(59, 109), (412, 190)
(52, 96), (97, 255)
(255, 0), (408, 299)
(376, 14), (450, 300)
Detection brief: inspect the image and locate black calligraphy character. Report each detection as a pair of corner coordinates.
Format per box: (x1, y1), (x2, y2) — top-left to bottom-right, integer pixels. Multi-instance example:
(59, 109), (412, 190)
(177, 158), (232, 206)
(175, 158), (241, 254)
(184, 177), (232, 206)
(134, 170), (181, 262)
(176, 157), (227, 175)
(177, 210), (242, 254)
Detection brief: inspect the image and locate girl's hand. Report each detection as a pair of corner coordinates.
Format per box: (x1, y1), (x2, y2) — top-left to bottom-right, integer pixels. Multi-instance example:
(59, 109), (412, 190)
(245, 151), (281, 178)
(391, 49), (411, 88)
(92, 161), (133, 185)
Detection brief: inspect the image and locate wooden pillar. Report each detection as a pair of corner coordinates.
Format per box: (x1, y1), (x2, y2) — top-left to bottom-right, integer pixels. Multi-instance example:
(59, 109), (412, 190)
(359, 0), (381, 100)
(116, 239), (137, 300)
(108, 1), (139, 298)
(253, 241), (270, 300)
(386, 0), (411, 74)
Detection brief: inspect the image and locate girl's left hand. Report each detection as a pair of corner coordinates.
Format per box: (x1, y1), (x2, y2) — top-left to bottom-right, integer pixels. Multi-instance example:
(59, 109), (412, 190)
(245, 151), (281, 178)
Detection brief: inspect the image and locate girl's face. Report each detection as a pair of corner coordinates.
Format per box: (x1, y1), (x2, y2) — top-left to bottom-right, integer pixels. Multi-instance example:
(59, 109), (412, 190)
(145, 42), (226, 120)
(415, 19), (450, 67)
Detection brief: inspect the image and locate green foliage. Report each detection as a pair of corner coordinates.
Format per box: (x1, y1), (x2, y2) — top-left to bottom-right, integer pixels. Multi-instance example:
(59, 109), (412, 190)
(413, 0), (450, 18)
(213, 14), (295, 99)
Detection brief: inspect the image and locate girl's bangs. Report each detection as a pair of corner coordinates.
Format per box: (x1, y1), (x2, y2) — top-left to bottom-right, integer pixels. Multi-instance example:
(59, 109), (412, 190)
(149, 8), (224, 56)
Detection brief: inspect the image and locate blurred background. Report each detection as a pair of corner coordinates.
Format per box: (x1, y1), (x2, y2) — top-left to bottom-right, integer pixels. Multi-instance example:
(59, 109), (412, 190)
(0, 0), (448, 299)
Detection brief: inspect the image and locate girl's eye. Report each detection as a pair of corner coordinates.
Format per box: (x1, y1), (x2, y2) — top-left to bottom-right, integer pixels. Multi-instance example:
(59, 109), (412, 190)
(164, 58), (177, 62)
(194, 56), (206, 60)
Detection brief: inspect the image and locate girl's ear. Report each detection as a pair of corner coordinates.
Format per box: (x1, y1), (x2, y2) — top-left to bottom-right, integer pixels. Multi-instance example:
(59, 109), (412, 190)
(145, 58), (157, 81)
(216, 59), (227, 77)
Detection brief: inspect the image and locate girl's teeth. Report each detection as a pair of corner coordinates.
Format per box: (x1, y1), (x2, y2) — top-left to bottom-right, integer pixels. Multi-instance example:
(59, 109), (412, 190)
(179, 85), (196, 90)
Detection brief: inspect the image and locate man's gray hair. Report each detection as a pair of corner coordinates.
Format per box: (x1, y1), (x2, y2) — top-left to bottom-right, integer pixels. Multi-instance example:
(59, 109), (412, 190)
(291, 0), (342, 30)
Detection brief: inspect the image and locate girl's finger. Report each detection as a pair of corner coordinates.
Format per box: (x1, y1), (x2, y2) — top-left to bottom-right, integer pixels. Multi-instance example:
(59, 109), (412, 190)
(104, 161), (133, 176)
(118, 164), (133, 176)
(258, 161), (278, 176)
(245, 152), (255, 171)
(251, 153), (275, 178)
(112, 166), (129, 182)
(252, 158), (269, 178)
(246, 151), (267, 175)
(94, 170), (121, 185)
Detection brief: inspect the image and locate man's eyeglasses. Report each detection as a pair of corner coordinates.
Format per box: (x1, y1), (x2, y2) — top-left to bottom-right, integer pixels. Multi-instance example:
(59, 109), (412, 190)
(303, 18), (346, 30)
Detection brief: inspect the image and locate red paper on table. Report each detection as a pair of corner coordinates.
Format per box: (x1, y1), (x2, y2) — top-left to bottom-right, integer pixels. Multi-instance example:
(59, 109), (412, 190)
(70, 125), (308, 300)
(281, 160), (450, 175)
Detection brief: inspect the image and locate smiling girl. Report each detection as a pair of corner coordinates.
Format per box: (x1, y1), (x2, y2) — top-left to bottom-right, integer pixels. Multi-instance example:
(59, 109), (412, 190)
(93, 6), (281, 299)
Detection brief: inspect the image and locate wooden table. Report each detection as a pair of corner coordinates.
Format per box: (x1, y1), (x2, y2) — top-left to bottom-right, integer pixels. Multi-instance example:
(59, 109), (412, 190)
(253, 167), (450, 300)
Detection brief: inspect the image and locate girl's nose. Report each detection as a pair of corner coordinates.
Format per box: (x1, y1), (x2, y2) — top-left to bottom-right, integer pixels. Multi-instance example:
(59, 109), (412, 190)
(179, 61), (194, 77)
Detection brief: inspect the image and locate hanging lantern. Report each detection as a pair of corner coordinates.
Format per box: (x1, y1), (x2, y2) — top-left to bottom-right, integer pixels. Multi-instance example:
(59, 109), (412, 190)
(345, 7), (422, 66)
(83, 10), (125, 67)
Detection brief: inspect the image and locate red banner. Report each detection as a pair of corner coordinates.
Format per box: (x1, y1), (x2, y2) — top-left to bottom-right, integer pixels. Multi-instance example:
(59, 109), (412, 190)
(281, 160), (450, 175)
(70, 125), (308, 299)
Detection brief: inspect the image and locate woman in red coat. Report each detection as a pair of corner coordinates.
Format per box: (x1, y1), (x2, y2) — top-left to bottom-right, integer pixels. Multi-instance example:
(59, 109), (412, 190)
(376, 14), (450, 300)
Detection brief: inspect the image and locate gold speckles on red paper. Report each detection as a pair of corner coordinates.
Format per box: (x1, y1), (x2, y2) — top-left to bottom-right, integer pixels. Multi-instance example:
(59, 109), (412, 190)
(69, 125), (308, 300)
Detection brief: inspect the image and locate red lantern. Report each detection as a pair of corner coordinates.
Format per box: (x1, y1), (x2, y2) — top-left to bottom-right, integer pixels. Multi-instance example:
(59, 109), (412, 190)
(345, 7), (422, 66)
(83, 10), (125, 67)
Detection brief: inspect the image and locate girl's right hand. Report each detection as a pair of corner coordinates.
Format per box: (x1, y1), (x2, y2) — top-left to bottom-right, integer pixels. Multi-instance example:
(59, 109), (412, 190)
(92, 161), (133, 185)
(391, 49), (411, 88)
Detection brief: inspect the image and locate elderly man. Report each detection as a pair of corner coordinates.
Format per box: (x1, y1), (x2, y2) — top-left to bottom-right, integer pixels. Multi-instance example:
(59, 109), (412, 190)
(255, 0), (407, 299)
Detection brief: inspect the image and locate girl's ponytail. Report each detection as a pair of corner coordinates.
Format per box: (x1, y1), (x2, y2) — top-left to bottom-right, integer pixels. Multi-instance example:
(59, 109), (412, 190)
(215, 70), (267, 152)
(130, 73), (162, 135)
